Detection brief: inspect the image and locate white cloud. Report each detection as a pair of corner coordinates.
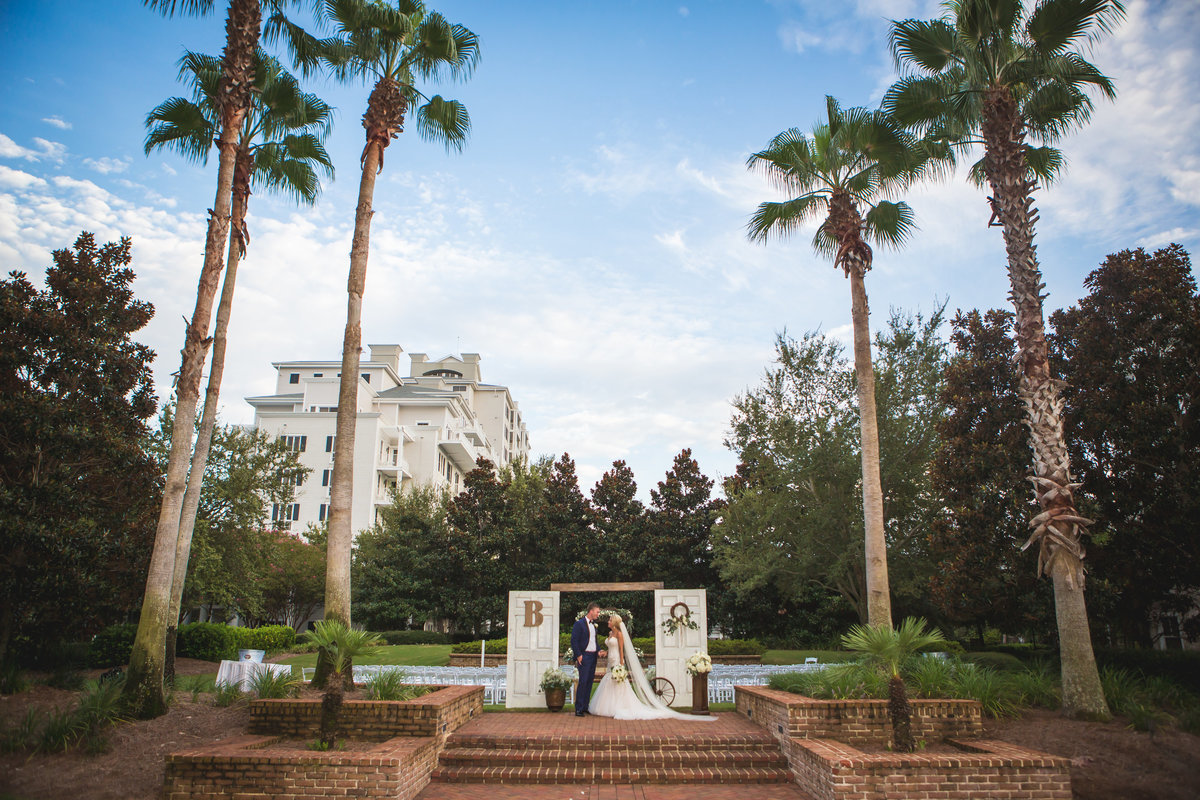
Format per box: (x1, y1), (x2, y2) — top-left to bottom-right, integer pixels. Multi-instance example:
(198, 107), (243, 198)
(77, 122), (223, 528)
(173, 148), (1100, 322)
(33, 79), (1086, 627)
(161, 163), (177, 177)
(656, 229), (686, 251)
(30, 138), (67, 163)
(0, 164), (47, 190)
(83, 156), (132, 174)
(778, 21), (824, 53)
(42, 116), (71, 130)
(1137, 227), (1200, 250)
(678, 6), (690, 17)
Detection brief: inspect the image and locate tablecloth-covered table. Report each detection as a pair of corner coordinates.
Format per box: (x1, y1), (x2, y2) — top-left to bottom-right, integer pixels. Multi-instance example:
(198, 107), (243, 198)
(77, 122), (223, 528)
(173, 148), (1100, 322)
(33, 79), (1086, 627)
(214, 660), (294, 689)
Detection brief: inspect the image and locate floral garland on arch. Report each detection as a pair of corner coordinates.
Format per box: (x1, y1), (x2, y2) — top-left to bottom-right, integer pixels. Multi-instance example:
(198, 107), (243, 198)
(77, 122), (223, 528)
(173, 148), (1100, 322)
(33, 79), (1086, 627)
(660, 601), (700, 636)
(574, 607), (635, 634)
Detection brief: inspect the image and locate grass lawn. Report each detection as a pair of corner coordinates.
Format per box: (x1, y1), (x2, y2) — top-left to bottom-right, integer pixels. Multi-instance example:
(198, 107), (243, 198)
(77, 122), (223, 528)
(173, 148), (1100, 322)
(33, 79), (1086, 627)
(273, 644), (453, 669)
(762, 649), (857, 665)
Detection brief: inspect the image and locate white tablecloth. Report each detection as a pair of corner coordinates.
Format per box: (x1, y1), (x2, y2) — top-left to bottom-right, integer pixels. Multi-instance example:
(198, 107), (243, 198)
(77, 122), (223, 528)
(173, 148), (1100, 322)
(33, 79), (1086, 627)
(215, 660), (293, 690)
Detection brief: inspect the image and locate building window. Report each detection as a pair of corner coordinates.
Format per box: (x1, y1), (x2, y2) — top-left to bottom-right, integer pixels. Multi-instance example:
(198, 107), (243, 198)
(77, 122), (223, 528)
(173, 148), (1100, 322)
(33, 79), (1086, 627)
(272, 503), (301, 528)
(361, 373), (371, 384)
(416, 421), (430, 426)
(318, 503), (329, 522)
(280, 435), (307, 453)
(325, 435), (335, 452)
(313, 372), (323, 377)
(452, 385), (467, 392)
(283, 472), (303, 487)
(322, 469), (331, 487)
(289, 373), (299, 384)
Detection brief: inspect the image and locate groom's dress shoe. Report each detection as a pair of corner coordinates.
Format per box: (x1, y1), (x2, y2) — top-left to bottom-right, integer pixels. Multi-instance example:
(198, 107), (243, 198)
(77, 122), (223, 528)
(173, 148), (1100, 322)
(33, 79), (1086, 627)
(575, 711), (586, 717)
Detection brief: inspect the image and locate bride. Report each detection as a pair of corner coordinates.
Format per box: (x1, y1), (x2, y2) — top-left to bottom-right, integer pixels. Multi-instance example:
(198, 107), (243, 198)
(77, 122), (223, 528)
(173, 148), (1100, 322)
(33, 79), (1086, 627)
(589, 614), (716, 721)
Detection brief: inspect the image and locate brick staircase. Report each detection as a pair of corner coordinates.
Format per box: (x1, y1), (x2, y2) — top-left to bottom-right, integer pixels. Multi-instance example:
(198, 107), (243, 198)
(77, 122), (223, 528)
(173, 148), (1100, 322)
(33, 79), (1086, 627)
(431, 726), (793, 785)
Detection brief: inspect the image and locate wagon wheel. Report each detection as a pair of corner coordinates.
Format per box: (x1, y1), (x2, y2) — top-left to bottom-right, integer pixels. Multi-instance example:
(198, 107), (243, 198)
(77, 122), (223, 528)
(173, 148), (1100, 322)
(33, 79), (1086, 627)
(651, 677), (675, 706)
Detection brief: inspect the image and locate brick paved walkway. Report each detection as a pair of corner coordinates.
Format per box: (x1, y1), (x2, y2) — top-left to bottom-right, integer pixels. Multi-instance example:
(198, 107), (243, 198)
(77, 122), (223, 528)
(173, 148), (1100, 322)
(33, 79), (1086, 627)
(416, 784), (812, 799)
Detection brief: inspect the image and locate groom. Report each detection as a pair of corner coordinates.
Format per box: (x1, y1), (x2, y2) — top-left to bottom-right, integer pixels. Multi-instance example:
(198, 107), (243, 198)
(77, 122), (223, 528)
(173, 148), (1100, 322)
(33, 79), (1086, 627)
(570, 602), (605, 716)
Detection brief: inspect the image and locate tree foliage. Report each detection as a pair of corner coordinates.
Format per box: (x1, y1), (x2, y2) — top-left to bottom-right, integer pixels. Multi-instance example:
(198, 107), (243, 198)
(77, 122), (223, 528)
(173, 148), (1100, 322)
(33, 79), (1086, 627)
(1049, 244), (1200, 645)
(0, 232), (160, 665)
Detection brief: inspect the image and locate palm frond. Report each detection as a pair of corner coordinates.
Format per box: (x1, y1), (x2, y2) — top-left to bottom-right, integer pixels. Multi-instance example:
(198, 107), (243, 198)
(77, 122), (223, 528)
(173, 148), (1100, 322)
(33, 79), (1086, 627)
(143, 0), (217, 18)
(407, 12), (480, 82)
(144, 97), (214, 161)
(890, 18), (958, 74)
(1023, 144), (1066, 184)
(745, 196), (826, 243)
(415, 96), (471, 152)
(864, 200), (916, 250)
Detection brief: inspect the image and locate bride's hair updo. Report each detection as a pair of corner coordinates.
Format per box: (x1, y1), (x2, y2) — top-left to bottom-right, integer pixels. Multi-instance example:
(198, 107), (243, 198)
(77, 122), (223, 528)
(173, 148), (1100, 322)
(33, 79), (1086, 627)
(608, 614), (622, 630)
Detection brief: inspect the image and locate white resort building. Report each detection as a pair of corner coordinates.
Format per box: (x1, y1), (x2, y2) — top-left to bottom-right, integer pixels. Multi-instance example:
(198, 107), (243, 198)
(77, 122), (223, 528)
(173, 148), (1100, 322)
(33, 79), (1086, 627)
(246, 344), (530, 536)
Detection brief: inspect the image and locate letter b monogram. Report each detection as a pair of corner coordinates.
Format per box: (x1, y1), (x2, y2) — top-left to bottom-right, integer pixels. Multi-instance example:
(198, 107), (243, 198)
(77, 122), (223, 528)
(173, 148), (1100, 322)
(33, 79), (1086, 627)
(523, 600), (545, 627)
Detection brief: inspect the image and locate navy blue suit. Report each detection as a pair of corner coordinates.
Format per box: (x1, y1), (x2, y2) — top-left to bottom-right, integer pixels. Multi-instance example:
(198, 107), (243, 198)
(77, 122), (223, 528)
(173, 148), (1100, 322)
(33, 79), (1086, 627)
(571, 616), (600, 713)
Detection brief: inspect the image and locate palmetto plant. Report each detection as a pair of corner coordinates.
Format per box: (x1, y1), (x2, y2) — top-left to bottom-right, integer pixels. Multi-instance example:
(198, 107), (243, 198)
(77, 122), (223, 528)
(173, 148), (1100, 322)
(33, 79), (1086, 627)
(302, 620), (381, 748)
(144, 48), (333, 682)
(268, 0), (479, 678)
(746, 97), (948, 628)
(885, 0), (1124, 719)
(124, 0), (268, 720)
(842, 617), (947, 752)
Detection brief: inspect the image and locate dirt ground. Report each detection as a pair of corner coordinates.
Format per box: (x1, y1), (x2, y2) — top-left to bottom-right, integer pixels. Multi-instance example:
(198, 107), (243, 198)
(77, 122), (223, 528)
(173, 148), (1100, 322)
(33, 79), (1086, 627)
(2, 661), (1199, 800)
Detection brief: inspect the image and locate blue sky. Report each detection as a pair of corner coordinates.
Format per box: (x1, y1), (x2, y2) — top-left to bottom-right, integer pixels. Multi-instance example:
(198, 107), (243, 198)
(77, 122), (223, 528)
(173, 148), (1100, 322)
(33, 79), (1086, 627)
(2, 0), (1198, 497)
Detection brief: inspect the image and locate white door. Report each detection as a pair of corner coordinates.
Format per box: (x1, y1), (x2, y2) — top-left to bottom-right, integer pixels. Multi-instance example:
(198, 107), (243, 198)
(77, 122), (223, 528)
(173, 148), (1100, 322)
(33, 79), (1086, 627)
(653, 589), (706, 707)
(505, 591), (560, 708)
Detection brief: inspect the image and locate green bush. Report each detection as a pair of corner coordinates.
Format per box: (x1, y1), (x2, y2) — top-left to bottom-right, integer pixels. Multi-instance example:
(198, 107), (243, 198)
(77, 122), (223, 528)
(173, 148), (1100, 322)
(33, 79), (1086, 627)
(249, 668), (301, 699)
(378, 630), (450, 645)
(177, 622), (239, 662)
(989, 642), (1054, 661)
(87, 624), (137, 668)
(963, 652), (1026, 672)
(451, 637), (508, 654)
(707, 638), (765, 656)
(234, 625), (296, 653)
(1095, 648), (1200, 694)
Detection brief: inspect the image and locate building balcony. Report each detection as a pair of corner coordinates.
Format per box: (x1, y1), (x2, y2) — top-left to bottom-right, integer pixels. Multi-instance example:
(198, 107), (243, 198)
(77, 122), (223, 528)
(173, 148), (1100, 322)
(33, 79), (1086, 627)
(376, 450), (410, 477)
(438, 430), (479, 471)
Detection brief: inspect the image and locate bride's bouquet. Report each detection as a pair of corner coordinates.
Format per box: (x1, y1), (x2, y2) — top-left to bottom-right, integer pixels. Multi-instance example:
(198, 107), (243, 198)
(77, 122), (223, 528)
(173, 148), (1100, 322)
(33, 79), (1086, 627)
(609, 664), (629, 683)
(685, 652), (712, 676)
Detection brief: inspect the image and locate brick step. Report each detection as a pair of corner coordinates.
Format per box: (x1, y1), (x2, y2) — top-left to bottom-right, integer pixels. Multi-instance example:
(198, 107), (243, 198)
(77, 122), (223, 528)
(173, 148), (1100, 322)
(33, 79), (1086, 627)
(444, 733), (777, 752)
(438, 746), (787, 769)
(430, 765), (795, 785)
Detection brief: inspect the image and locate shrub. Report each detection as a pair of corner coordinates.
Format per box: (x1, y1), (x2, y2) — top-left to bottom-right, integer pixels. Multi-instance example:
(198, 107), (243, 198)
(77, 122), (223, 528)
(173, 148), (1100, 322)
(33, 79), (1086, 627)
(906, 655), (956, 698)
(234, 625), (296, 653)
(707, 638), (765, 656)
(0, 708), (41, 753)
(963, 651), (1026, 672)
(364, 670), (428, 701)
(1004, 661), (1061, 709)
(249, 668), (301, 699)
(176, 674), (216, 702)
(1, 662), (30, 695)
(45, 668), (86, 691)
(87, 623), (137, 668)
(1095, 648), (1200, 694)
(378, 630), (449, 645)
(177, 622), (239, 662)
(213, 682), (244, 707)
(451, 637), (508, 654)
(952, 663), (1016, 718)
(1100, 666), (1143, 716)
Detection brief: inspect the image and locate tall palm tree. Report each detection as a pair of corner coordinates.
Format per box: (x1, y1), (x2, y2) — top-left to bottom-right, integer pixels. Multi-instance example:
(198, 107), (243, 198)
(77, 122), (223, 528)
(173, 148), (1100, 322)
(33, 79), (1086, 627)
(144, 48), (334, 681)
(746, 97), (945, 629)
(885, 0), (1124, 718)
(268, 0), (479, 669)
(123, 0), (265, 720)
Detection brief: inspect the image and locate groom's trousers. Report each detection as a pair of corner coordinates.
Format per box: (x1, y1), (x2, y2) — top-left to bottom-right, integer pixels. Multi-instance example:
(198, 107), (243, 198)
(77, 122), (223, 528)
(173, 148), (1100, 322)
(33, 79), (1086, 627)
(576, 651), (599, 713)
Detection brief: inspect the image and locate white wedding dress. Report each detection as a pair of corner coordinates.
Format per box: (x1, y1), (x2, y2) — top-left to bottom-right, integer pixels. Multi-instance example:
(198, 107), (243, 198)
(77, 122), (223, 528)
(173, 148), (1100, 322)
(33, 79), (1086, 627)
(588, 627), (715, 722)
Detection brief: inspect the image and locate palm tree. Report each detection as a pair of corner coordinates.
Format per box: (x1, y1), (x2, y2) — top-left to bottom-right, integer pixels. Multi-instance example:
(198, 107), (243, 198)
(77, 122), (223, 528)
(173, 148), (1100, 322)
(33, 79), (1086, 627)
(885, 0), (1124, 719)
(301, 620), (381, 748)
(268, 0), (479, 670)
(123, 0), (266, 720)
(843, 617), (947, 752)
(746, 97), (945, 629)
(144, 48), (334, 682)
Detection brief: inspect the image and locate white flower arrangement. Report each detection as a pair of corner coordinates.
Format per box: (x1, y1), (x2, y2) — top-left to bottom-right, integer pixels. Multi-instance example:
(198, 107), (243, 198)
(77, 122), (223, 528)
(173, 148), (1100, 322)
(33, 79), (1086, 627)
(685, 652), (712, 676)
(609, 664), (629, 684)
(539, 667), (574, 692)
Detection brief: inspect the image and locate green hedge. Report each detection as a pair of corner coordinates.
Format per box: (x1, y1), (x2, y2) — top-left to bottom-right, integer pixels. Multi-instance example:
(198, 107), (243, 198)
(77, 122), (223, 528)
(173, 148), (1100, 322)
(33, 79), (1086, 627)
(451, 637), (508, 654)
(708, 638), (765, 656)
(232, 625), (296, 653)
(1096, 648), (1200, 694)
(177, 622), (239, 662)
(88, 624), (138, 668)
(378, 630), (450, 645)
(963, 651), (1027, 672)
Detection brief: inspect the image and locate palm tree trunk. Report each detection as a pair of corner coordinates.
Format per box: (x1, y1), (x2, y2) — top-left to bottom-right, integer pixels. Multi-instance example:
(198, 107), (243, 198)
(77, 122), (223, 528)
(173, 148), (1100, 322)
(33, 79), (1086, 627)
(165, 157), (252, 683)
(121, 0), (260, 719)
(849, 265), (892, 629)
(318, 115), (384, 686)
(981, 87), (1108, 719)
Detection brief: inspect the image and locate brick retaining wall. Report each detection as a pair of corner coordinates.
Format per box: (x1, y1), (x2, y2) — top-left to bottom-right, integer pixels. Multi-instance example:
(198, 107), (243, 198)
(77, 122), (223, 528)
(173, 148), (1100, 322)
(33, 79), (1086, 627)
(736, 685), (982, 746)
(737, 686), (1071, 799)
(248, 684), (482, 741)
(166, 684), (481, 800)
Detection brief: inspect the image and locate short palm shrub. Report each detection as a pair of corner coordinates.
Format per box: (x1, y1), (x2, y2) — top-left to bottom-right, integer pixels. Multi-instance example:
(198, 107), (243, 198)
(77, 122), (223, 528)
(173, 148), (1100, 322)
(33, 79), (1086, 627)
(1100, 666), (1142, 716)
(176, 674), (217, 702)
(302, 620), (382, 749)
(1004, 660), (1060, 709)
(842, 618), (947, 752)
(951, 662), (1016, 718)
(249, 668), (301, 699)
(907, 655), (956, 699)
